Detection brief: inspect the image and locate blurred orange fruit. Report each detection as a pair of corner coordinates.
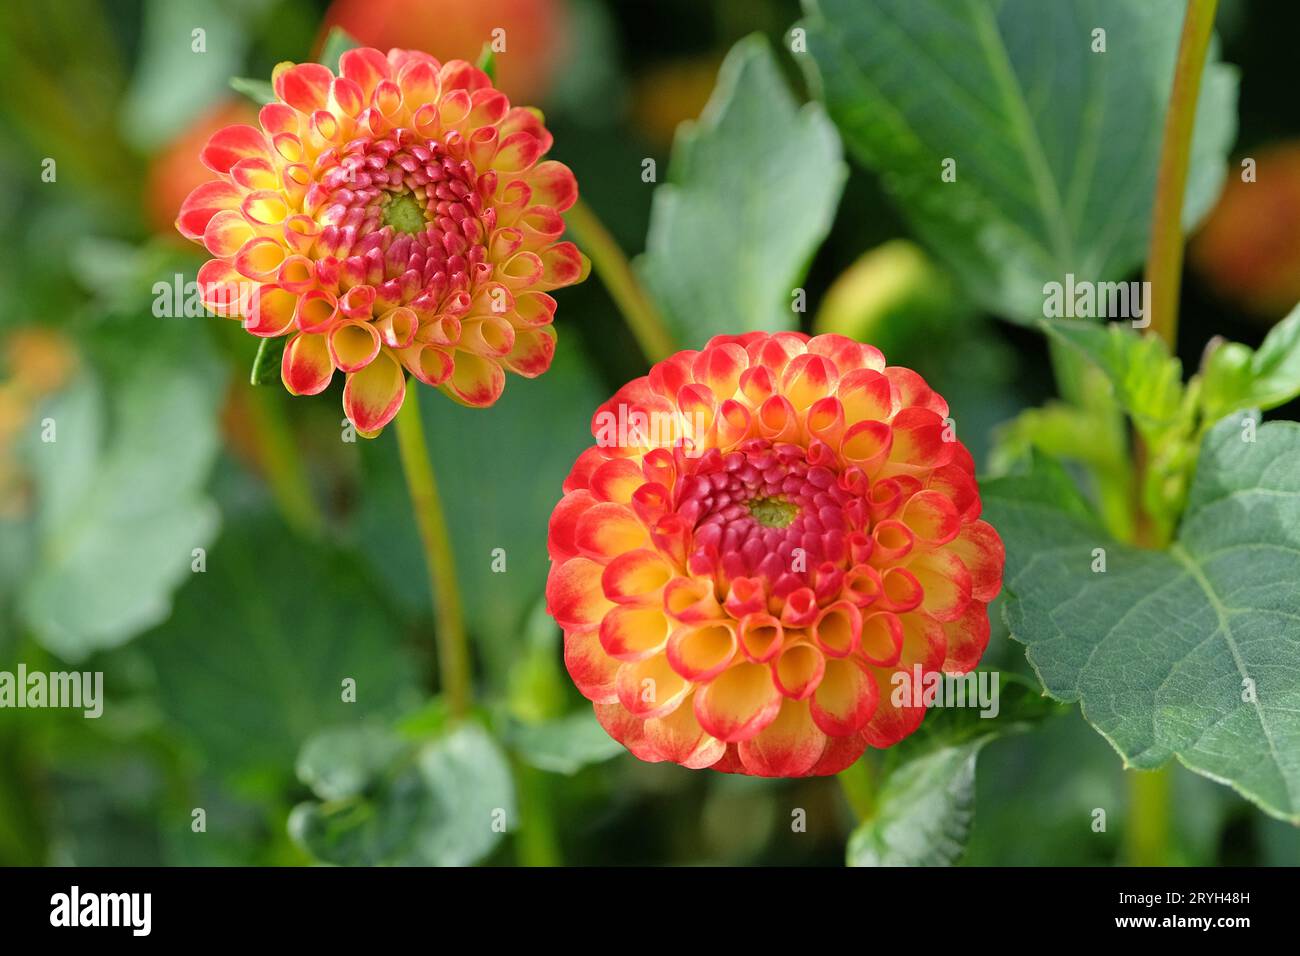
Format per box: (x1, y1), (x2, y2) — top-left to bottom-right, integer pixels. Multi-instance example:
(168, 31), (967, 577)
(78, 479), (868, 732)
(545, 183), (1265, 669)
(318, 0), (569, 104)
(1191, 142), (1300, 318)
(631, 57), (723, 148)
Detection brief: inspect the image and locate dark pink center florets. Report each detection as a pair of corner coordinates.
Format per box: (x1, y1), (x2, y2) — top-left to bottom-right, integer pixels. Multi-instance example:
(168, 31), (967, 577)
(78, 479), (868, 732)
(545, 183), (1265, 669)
(309, 129), (495, 304)
(677, 439), (863, 591)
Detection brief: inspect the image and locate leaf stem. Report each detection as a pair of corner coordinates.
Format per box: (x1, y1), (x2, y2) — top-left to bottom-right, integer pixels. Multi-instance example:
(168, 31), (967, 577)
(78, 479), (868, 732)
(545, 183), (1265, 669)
(1143, 0), (1219, 348)
(564, 199), (677, 363)
(393, 393), (472, 719)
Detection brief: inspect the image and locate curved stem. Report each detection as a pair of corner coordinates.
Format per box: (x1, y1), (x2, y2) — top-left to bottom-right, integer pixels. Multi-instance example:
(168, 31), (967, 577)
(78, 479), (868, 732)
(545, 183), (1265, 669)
(564, 199), (677, 363)
(393, 393), (472, 719)
(1143, 0), (1219, 348)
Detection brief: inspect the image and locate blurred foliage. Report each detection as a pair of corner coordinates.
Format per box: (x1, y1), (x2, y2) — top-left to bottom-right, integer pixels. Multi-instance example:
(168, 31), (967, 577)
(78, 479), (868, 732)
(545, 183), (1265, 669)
(0, 0), (1296, 868)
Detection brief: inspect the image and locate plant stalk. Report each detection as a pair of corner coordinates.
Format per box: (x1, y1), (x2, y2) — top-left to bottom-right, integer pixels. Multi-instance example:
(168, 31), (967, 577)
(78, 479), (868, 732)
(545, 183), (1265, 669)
(393, 393), (472, 719)
(564, 199), (677, 363)
(838, 756), (877, 822)
(1143, 0), (1219, 348)
(1124, 0), (1218, 864)
(1126, 766), (1173, 865)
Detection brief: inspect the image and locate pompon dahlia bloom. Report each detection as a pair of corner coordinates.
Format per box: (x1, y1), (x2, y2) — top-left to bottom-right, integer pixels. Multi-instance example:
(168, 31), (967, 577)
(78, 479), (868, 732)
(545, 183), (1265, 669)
(546, 333), (1004, 777)
(175, 47), (584, 435)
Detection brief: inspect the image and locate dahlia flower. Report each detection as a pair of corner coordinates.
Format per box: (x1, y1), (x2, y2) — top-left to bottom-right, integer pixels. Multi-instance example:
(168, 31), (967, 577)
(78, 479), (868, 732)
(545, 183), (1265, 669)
(546, 332), (1004, 777)
(176, 47), (584, 435)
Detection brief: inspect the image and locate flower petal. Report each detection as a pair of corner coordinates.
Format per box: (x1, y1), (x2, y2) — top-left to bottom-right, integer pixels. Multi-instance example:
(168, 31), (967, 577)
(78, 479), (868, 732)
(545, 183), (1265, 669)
(737, 698), (827, 777)
(281, 331), (334, 396)
(694, 661), (782, 742)
(342, 351), (405, 434)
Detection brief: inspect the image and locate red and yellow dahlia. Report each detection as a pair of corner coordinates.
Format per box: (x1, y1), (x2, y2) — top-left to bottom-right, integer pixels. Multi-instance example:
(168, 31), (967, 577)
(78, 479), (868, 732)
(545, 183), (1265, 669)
(176, 47), (584, 435)
(546, 332), (1004, 777)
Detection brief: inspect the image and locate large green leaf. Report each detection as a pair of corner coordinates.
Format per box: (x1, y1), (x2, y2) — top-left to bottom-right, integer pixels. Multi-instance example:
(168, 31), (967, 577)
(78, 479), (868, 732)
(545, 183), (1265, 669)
(984, 414), (1300, 823)
(141, 518), (422, 784)
(799, 0), (1238, 323)
(289, 719), (515, 866)
(637, 35), (845, 347)
(18, 332), (223, 660)
(120, 0), (249, 149)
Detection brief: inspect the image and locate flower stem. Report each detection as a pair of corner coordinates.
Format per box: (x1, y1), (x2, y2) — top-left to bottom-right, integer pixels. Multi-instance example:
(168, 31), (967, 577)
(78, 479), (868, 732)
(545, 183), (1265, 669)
(512, 760), (562, 866)
(1124, 0), (1217, 864)
(1143, 0), (1219, 348)
(1125, 765), (1173, 865)
(838, 757), (877, 822)
(393, 392), (472, 719)
(564, 199), (677, 363)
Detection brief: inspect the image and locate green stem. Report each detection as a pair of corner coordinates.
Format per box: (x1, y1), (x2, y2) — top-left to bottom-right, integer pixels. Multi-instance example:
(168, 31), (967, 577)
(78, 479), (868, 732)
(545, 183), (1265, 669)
(244, 387), (324, 538)
(393, 393), (472, 719)
(512, 760), (562, 866)
(1122, 3), (1216, 863)
(1143, 0), (1219, 348)
(837, 757), (877, 822)
(564, 199), (676, 363)
(1126, 766), (1173, 865)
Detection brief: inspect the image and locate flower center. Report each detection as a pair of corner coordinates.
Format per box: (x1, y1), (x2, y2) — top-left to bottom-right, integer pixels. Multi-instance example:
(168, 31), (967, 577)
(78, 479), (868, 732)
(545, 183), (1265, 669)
(310, 129), (497, 308)
(748, 496), (798, 529)
(381, 191), (428, 235)
(676, 439), (861, 589)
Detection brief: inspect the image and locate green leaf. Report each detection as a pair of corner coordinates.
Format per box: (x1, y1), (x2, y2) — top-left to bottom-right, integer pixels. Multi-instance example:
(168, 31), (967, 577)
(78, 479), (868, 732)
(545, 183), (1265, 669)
(120, 0), (249, 149)
(249, 336), (286, 386)
(296, 724), (410, 802)
(1041, 320), (1184, 433)
(476, 42), (496, 81)
(984, 414), (1300, 823)
(1201, 304), (1300, 420)
(845, 673), (1062, 866)
(289, 719), (515, 866)
(229, 76), (275, 106)
(636, 35), (846, 347)
(318, 26), (361, 72)
(140, 518), (421, 784)
(510, 711), (625, 775)
(799, 0), (1238, 323)
(18, 333), (223, 660)
(847, 734), (993, 866)
(885, 673), (1065, 763)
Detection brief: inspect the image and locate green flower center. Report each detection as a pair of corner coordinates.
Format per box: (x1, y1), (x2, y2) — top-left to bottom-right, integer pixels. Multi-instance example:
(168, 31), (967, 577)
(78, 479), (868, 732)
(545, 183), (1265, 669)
(382, 192), (427, 235)
(748, 496), (798, 529)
